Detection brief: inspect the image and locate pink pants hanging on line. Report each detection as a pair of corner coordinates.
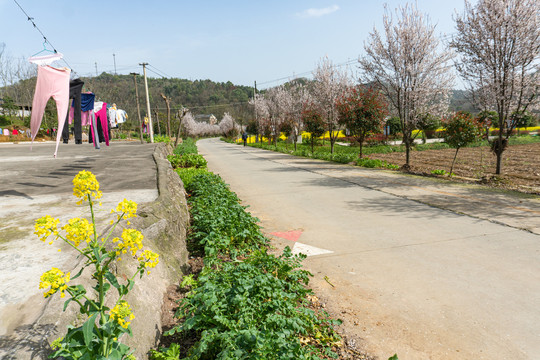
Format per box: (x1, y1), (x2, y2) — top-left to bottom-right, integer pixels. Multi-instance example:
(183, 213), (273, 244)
(30, 65), (71, 158)
(68, 107), (92, 126)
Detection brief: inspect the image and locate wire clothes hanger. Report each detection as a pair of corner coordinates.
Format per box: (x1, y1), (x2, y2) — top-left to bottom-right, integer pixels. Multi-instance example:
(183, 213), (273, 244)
(31, 39), (56, 56)
(29, 39), (64, 66)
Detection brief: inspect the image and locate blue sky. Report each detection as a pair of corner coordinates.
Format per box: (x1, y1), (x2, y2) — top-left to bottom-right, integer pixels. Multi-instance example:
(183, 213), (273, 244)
(0, 0), (464, 88)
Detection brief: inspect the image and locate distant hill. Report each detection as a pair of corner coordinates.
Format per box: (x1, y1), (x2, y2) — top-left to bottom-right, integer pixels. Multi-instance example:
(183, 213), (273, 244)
(449, 89), (478, 114)
(82, 73), (255, 128)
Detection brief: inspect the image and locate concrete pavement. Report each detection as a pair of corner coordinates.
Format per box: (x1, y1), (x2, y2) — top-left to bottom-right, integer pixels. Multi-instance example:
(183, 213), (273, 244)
(198, 138), (540, 360)
(0, 141), (159, 356)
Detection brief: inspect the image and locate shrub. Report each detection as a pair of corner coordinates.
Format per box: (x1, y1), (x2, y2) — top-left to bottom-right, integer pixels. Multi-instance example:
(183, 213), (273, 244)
(154, 135), (171, 143)
(444, 112), (482, 174)
(173, 137), (198, 155)
(356, 158), (399, 170)
(175, 167), (209, 188)
(431, 169), (447, 176)
(186, 172), (268, 257)
(365, 133), (387, 146)
(167, 248), (341, 359)
(168, 154), (207, 169)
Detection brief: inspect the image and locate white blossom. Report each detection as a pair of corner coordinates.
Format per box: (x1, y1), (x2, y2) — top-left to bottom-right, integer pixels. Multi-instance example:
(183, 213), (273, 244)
(359, 3), (454, 166)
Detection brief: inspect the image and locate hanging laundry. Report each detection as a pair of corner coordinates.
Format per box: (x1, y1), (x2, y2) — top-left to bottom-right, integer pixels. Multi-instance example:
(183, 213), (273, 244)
(108, 103), (118, 128)
(29, 65), (71, 158)
(92, 101), (109, 146)
(61, 79), (84, 144)
(116, 109), (127, 124)
(68, 92), (95, 127)
(3, 129), (9, 136)
(12, 129), (19, 135)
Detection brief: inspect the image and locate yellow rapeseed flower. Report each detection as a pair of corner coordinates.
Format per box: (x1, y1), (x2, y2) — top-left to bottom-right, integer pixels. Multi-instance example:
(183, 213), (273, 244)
(39, 267), (70, 298)
(72, 170), (102, 204)
(34, 215), (60, 243)
(112, 199), (138, 221)
(62, 218), (93, 247)
(137, 250), (159, 269)
(109, 300), (135, 329)
(113, 229), (143, 257)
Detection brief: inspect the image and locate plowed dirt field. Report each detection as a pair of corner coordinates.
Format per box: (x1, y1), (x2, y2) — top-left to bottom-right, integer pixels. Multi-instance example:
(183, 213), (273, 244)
(369, 143), (540, 194)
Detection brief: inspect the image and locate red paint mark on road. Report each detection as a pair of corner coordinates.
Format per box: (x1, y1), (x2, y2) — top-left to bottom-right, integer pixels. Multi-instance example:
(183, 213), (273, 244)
(270, 230), (303, 242)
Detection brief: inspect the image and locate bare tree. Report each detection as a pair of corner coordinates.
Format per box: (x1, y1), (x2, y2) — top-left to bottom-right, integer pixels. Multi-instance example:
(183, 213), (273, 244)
(175, 107), (189, 147)
(451, 0), (540, 175)
(160, 93), (172, 137)
(312, 56), (351, 154)
(359, 3), (454, 168)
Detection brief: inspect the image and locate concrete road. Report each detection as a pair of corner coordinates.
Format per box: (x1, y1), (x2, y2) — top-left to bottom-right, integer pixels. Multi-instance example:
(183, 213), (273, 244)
(197, 138), (540, 360)
(0, 141), (158, 349)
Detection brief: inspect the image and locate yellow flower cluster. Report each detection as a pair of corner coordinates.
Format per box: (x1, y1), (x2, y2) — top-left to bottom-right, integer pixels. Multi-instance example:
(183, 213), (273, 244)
(113, 229), (144, 257)
(62, 218), (93, 247)
(34, 215), (60, 244)
(138, 250), (160, 269)
(72, 170), (102, 204)
(111, 199), (138, 221)
(109, 300), (135, 329)
(39, 267), (70, 298)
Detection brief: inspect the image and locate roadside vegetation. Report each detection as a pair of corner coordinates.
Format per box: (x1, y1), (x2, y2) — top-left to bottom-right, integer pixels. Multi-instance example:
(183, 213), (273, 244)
(154, 138), (379, 360)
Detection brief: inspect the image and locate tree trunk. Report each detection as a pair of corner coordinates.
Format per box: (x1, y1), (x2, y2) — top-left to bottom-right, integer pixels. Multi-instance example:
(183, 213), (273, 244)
(405, 139), (411, 169)
(495, 145), (502, 175)
(174, 108), (188, 148)
(450, 147), (459, 175)
(495, 129), (504, 175)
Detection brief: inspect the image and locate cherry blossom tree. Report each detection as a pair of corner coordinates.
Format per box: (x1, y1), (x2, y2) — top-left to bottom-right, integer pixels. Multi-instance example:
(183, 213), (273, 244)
(311, 56), (351, 154)
(263, 85), (290, 146)
(279, 81), (310, 151)
(451, 0), (540, 174)
(359, 3), (454, 168)
(249, 93), (269, 143)
(219, 112), (240, 138)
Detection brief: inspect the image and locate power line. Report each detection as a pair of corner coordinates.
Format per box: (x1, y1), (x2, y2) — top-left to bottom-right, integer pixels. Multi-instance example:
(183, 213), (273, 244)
(148, 64), (172, 79)
(12, 0), (77, 75)
(145, 67), (167, 79)
(257, 58), (358, 88)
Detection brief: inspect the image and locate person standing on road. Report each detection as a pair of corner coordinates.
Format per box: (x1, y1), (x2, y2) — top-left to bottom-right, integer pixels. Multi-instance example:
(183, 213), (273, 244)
(242, 131), (248, 146)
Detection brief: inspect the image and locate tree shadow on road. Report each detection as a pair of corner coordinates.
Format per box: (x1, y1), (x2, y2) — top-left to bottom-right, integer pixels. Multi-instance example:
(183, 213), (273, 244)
(0, 324), (55, 360)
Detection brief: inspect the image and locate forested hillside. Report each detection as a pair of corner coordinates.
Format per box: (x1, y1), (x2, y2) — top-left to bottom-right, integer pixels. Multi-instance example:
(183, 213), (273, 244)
(83, 73), (255, 128)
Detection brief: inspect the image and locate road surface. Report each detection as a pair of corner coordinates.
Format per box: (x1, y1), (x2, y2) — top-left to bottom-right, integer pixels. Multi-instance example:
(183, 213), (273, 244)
(197, 138), (540, 360)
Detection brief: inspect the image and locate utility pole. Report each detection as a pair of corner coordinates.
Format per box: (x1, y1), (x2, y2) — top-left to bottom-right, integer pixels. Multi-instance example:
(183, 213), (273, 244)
(140, 63), (154, 143)
(254, 80), (258, 143)
(95, 62), (98, 77)
(113, 53), (117, 75)
(130, 72), (144, 144)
